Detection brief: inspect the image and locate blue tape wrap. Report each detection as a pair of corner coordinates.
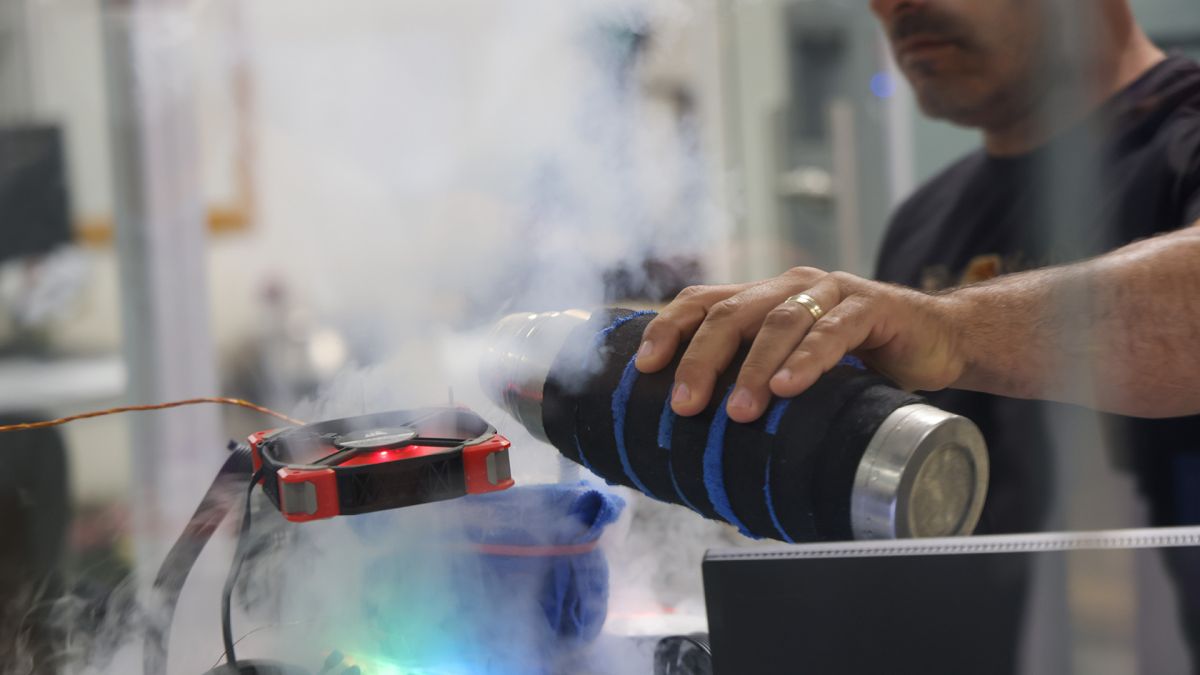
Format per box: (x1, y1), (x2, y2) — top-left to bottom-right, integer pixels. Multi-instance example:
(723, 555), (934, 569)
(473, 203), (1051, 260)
(574, 435), (595, 474)
(703, 386), (754, 537)
(657, 396), (676, 449)
(761, 398), (796, 543)
(765, 398), (791, 436)
(593, 310), (658, 347)
(611, 354), (654, 498)
(570, 310), (658, 479)
(839, 355), (866, 370)
(656, 396), (700, 514)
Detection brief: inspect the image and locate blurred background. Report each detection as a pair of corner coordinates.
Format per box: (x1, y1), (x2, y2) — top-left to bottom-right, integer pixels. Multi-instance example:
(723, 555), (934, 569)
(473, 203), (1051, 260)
(2, 0), (1200, 673)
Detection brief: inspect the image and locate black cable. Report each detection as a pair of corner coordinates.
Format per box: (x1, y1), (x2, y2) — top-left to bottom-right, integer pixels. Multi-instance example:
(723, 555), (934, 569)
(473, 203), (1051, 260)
(315, 650), (345, 674)
(654, 633), (713, 675)
(144, 444), (254, 675)
(208, 623), (306, 670)
(222, 466), (264, 668)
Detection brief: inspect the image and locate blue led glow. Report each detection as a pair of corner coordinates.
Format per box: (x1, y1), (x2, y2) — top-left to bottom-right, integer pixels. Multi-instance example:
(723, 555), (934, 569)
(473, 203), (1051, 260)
(870, 71), (896, 99)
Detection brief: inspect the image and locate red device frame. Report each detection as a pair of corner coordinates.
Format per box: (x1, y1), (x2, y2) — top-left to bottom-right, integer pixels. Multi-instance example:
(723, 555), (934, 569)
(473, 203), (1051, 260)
(249, 407), (514, 523)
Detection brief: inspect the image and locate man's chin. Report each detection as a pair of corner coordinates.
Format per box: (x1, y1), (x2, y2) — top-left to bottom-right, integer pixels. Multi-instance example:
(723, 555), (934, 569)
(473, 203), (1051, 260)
(912, 88), (993, 129)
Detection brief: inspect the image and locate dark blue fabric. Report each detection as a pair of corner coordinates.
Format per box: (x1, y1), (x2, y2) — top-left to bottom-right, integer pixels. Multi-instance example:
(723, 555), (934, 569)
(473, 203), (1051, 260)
(657, 397), (700, 514)
(583, 310), (658, 375)
(839, 355), (866, 370)
(764, 399), (791, 436)
(760, 358), (858, 542)
(569, 309), (657, 484)
(460, 483), (625, 649)
(352, 484), (624, 673)
(703, 386), (755, 538)
(668, 456), (700, 515)
(1173, 454), (1200, 525)
(657, 396), (676, 449)
(574, 436), (596, 474)
(594, 309), (657, 344)
(763, 461), (794, 544)
(762, 398), (796, 543)
(612, 354), (654, 497)
(555, 308), (880, 545)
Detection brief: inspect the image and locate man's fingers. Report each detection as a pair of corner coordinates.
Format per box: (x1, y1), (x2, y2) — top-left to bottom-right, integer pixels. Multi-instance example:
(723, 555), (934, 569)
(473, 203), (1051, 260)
(670, 312), (744, 416)
(726, 277), (844, 422)
(769, 297), (876, 398)
(636, 283), (750, 373)
(670, 276), (824, 415)
(637, 269), (949, 418)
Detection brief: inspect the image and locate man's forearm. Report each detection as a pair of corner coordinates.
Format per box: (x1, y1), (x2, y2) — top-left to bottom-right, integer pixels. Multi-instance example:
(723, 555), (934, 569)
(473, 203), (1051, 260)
(947, 223), (1200, 418)
(637, 222), (1200, 423)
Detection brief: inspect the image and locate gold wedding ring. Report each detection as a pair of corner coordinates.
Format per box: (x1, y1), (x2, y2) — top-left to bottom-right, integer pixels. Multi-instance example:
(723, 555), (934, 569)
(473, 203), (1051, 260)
(786, 293), (824, 321)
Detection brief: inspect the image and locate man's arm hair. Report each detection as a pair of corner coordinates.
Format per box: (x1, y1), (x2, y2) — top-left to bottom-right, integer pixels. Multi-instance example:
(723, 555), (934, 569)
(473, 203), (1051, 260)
(948, 221), (1200, 418)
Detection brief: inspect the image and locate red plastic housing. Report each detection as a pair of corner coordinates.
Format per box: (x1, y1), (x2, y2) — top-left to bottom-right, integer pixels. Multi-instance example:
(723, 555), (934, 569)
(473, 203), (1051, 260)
(276, 466), (339, 522)
(464, 434), (514, 495)
(247, 424), (513, 523)
(247, 429), (273, 476)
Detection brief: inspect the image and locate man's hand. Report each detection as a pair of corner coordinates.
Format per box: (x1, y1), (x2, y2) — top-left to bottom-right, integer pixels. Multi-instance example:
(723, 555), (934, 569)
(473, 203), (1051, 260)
(634, 267), (968, 423)
(638, 226), (1200, 422)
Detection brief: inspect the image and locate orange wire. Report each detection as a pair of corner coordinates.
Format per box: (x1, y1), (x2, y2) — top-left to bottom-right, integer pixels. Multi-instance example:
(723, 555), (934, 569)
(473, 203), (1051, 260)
(0, 397), (304, 433)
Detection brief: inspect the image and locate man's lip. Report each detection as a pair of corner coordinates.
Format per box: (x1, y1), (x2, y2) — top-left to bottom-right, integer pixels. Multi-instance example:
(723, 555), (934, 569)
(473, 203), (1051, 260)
(895, 36), (959, 57)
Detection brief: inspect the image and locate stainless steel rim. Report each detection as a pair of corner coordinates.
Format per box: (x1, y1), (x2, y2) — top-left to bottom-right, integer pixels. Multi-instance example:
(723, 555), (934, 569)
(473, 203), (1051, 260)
(478, 310), (591, 442)
(851, 404), (989, 540)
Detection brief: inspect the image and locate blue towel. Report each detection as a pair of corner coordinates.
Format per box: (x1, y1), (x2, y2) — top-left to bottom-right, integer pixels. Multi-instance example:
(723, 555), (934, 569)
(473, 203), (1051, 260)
(458, 483), (625, 648)
(350, 483), (624, 672)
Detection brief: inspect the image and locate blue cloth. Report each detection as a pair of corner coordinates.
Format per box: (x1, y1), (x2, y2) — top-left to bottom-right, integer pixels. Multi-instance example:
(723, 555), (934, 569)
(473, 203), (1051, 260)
(352, 484), (624, 672)
(458, 483), (625, 648)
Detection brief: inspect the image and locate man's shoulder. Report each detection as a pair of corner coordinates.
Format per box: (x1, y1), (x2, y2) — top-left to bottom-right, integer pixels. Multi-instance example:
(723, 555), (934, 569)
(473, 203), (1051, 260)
(1137, 57), (1200, 224)
(1160, 64), (1200, 157)
(1123, 56), (1200, 150)
(1140, 55), (1200, 106)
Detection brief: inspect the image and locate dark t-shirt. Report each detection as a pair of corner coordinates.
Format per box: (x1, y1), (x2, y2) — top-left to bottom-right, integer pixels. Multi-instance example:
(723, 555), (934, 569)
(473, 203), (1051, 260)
(876, 56), (1200, 535)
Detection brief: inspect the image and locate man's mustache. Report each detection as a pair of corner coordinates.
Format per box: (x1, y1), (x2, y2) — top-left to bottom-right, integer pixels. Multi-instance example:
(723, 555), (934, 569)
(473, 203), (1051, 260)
(890, 9), (972, 47)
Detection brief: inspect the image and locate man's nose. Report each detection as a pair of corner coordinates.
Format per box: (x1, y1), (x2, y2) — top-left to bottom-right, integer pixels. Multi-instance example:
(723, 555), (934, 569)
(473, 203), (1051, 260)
(870, 0), (929, 20)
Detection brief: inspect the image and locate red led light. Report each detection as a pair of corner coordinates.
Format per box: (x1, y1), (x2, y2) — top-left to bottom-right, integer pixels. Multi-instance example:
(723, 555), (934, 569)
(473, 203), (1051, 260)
(339, 444), (457, 467)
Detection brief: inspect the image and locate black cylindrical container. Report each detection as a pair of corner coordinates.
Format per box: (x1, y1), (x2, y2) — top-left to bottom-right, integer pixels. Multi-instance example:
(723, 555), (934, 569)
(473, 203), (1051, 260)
(480, 309), (988, 542)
